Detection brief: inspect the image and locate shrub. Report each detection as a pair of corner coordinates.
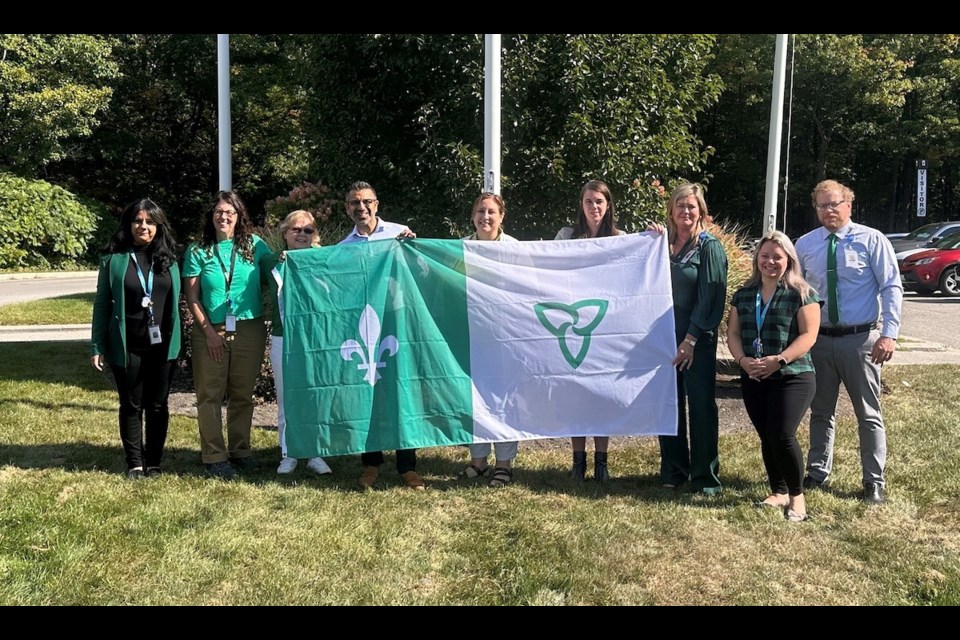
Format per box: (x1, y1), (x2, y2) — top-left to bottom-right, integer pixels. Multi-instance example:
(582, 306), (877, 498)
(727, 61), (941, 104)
(264, 180), (350, 247)
(0, 173), (101, 269)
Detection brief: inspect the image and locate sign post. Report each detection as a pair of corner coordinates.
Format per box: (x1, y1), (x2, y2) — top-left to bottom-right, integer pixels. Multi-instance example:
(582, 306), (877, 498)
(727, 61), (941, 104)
(917, 159), (927, 218)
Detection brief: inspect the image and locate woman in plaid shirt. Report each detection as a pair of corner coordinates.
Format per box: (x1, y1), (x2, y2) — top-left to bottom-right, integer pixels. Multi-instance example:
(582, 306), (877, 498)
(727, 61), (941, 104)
(727, 231), (821, 522)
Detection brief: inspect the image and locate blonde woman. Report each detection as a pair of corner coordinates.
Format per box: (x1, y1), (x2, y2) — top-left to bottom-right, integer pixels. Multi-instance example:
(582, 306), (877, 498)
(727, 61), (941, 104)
(727, 231), (820, 522)
(262, 210), (333, 476)
(651, 183), (727, 494)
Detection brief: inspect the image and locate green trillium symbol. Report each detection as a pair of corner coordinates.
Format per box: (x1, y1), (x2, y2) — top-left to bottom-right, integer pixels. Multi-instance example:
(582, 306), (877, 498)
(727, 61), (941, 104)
(534, 299), (609, 369)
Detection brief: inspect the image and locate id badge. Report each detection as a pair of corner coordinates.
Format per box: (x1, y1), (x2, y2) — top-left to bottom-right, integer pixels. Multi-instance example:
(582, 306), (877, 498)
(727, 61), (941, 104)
(225, 314), (237, 332)
(148, 324), (162, 345)
(752, 338), (763, 358)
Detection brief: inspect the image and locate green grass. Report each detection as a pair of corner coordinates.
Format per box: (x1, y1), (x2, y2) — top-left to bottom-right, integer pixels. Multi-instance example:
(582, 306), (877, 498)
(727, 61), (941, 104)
(0, 293), (94, 326)
(1, 342), (958, 604)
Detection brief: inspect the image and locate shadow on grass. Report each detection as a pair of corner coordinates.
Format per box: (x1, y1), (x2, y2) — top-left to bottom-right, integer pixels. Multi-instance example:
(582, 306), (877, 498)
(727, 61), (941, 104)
(0, 441), (758, 507)
(0, 342), (111, 391)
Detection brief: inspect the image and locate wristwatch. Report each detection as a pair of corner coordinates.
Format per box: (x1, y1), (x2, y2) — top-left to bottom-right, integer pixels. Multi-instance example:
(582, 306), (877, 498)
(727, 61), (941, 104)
(684, 338), (697, 348)
(777, 356), (788, 369)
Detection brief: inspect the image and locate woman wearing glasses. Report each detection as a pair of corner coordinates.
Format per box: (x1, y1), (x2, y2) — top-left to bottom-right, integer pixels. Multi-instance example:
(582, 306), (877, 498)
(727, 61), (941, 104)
(727, 231), (820, 522)
(263, 210), (333, 476)
(183, 191), (271, 479)
(650, 183), (728, 495)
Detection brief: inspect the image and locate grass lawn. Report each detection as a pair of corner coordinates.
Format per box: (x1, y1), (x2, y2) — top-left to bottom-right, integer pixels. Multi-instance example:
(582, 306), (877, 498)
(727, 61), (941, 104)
(0, 342), (958, 605)
(0, 293), (94, 326)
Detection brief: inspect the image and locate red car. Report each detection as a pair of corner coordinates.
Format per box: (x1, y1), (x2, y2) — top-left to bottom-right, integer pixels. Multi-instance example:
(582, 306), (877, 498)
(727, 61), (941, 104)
(899, 235), (960, 296)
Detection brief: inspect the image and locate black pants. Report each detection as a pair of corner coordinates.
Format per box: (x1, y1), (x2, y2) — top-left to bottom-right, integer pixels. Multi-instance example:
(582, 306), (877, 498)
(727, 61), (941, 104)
(110, 347), (175, 470)
(741, 372), (816, 496)
(361, 449), (417, 474)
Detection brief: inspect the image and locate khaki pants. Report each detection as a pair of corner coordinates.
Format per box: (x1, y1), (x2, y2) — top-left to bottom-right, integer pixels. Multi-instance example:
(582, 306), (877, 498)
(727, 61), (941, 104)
(192, 319), (267, 464)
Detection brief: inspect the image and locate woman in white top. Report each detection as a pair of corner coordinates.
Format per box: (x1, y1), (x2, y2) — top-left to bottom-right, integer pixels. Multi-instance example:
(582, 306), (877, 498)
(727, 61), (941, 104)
(554, 179), (625, 482)
(461, 193), (519, 487)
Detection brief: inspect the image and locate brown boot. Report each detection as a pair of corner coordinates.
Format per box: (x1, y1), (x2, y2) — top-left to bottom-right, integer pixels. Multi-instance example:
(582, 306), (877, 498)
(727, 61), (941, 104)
(400, 470), (425, 490)
(358, 465), (379, 489)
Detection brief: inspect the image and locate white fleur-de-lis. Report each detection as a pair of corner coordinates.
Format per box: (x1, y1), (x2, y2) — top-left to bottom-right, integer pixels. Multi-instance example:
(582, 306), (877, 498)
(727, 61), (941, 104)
(340, 305), (399, 386)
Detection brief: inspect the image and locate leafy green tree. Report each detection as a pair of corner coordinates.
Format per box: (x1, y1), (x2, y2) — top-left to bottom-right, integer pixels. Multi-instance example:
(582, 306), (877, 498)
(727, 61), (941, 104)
(703, 34), (912, 236)
(306, 34), (721, 238)
(0, 173), (101, 269)
(51, 34), (314, 242)
(0, 34), (118, 173)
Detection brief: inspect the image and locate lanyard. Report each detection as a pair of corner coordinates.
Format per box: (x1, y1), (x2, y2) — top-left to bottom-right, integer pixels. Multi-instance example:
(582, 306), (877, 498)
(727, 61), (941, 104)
(672, 237), (698, 265)
(753, 288), (776, 359)
(130, 252), (155, 322)
(212, 241), (238, 310)
(755, 289), (775, 334)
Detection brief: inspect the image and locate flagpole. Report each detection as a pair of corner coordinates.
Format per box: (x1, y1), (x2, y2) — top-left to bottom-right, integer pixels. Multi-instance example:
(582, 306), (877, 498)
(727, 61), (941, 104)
(484, 34), (501, 195)
(217, 34), (232, 192)
(763, 34), (788, 234)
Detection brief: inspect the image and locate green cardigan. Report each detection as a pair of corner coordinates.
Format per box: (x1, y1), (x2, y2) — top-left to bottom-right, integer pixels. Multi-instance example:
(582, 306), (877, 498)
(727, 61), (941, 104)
(90, 253), (182, 366)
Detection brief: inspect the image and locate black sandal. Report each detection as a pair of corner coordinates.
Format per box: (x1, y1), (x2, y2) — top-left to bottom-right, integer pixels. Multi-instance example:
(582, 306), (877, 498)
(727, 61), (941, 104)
(460, 463), (489, 479)
(488, 467), (513, 488)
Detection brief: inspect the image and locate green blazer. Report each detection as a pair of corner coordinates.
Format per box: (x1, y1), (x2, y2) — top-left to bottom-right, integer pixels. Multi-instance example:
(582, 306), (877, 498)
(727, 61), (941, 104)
(90, 253), (181, 366)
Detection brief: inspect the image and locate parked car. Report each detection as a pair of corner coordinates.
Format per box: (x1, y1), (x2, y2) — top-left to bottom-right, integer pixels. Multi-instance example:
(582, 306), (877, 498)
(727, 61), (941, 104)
(899, 235), (960, 296)
(889, 221), (960, 253)
(896, 230), (960, 265)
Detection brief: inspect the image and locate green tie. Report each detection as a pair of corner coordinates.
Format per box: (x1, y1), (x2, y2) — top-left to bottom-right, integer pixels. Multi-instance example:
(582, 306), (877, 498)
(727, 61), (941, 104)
(827, 233), (839, 324)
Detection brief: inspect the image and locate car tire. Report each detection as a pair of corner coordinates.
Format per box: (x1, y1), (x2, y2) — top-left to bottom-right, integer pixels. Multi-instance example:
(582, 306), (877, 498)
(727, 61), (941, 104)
(938, 265), (960, 297)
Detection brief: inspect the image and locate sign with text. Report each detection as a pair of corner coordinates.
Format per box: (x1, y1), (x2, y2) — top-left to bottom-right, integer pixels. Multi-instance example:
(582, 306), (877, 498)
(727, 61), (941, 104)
(917, 159), (928, 218)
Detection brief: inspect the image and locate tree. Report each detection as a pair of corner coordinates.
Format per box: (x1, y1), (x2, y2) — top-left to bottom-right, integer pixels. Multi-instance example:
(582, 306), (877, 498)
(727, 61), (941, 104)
(306, 34), (721, 238)
(0, 34), (118, 173)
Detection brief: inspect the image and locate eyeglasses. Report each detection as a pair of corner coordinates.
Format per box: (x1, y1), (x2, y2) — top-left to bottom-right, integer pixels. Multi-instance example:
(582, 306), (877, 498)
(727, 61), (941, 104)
(815, 200), (847, 212)
(289, 227), (315, 236)
(347, 199), (377, 208)
(214, 209), (237, 218)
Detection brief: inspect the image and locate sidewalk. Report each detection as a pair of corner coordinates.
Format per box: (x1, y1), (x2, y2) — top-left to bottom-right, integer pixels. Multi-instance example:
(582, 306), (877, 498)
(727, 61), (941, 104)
(0, 271), (97, 281)
(716, 335), (960, 366)
(3, 321), (960, 365)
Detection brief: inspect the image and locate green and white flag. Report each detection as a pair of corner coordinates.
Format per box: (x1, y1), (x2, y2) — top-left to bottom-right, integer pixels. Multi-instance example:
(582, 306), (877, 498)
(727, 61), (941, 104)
(281, 234), (678, 457)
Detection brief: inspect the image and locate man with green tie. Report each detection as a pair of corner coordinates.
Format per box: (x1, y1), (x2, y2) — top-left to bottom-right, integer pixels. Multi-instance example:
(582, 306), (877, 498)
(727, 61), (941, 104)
(795, 180), (902, 505)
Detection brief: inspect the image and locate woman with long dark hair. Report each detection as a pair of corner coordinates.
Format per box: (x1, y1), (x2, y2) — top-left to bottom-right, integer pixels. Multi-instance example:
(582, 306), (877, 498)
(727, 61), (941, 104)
(182, 191), (270, 479)
(554, 179), (625, 482)
(91, 198), (181, 479)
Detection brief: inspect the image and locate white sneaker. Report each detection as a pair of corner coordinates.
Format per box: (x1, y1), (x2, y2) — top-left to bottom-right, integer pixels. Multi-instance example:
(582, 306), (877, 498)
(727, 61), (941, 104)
(306, 457), (333, 475)
(277, 457), (298, 474)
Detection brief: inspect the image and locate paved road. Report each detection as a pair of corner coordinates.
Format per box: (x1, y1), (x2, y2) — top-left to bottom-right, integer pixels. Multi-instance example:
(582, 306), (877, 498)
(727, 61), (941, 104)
(899, 291), (960, 350)
(0, 272), (98, 307)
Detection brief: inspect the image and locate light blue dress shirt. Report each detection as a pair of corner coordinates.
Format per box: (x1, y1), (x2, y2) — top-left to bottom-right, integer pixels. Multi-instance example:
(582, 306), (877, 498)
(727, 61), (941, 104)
(795, 221), (903, 339)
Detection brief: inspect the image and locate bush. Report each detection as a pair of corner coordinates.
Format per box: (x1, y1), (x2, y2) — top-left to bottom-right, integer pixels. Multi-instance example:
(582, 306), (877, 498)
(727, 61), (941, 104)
(0, 173), (101, 269)
(264, 180), (350, 247)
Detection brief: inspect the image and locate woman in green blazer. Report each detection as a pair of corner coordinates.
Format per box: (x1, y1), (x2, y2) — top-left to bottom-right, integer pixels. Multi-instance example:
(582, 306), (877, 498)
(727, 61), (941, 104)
(91, 199), (181, 480)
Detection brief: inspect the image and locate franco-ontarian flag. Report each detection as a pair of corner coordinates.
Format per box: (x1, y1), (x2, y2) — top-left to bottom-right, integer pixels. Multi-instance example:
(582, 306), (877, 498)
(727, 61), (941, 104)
(281, 234), (678, 458)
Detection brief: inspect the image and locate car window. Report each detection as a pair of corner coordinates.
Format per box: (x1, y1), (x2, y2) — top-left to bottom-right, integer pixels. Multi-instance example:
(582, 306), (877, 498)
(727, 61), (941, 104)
(907, 223), (940, 240)
(937, 235), (960, 250)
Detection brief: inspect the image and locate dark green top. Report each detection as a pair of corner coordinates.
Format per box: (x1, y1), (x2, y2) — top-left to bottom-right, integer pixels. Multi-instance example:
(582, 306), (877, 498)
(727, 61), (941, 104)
(669, 232), (728, 340)
(261, 250), (284, 337)
(90, 253), (182, 366)
(731, 282), (821, 376)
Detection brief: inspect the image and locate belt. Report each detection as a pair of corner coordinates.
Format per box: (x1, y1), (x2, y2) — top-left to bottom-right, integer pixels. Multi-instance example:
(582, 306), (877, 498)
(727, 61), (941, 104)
(818, 323), (876, 337)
